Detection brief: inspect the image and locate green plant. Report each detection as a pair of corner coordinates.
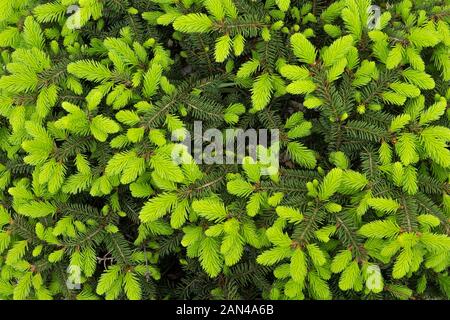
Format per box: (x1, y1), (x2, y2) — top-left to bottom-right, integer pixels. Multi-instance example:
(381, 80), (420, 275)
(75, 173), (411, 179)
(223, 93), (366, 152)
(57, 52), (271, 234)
(0, 0), (449, 300)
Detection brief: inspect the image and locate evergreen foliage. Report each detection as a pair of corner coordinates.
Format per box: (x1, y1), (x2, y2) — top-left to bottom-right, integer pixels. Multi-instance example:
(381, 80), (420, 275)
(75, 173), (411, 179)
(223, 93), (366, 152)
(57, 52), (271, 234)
(0, 0), (449, 300)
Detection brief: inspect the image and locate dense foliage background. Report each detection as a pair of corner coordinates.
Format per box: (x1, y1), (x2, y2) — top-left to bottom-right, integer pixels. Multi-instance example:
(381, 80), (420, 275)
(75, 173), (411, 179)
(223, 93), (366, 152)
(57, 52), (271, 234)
(0, 0), (449, 300)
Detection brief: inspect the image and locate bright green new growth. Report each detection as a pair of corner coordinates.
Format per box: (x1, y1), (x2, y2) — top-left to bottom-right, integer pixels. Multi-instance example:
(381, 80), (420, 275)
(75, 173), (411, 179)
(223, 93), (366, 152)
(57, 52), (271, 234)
(0, 0), (449, 300)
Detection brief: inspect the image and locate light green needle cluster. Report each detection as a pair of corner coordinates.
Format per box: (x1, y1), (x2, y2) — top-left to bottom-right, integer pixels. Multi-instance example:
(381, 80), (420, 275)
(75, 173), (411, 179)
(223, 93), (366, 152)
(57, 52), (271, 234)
(0, 0), (449, 300)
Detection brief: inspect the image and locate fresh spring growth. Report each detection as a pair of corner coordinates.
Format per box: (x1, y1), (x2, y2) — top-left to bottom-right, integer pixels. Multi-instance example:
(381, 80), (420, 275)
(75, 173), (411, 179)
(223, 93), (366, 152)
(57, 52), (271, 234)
(0, 0), (449, 301)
